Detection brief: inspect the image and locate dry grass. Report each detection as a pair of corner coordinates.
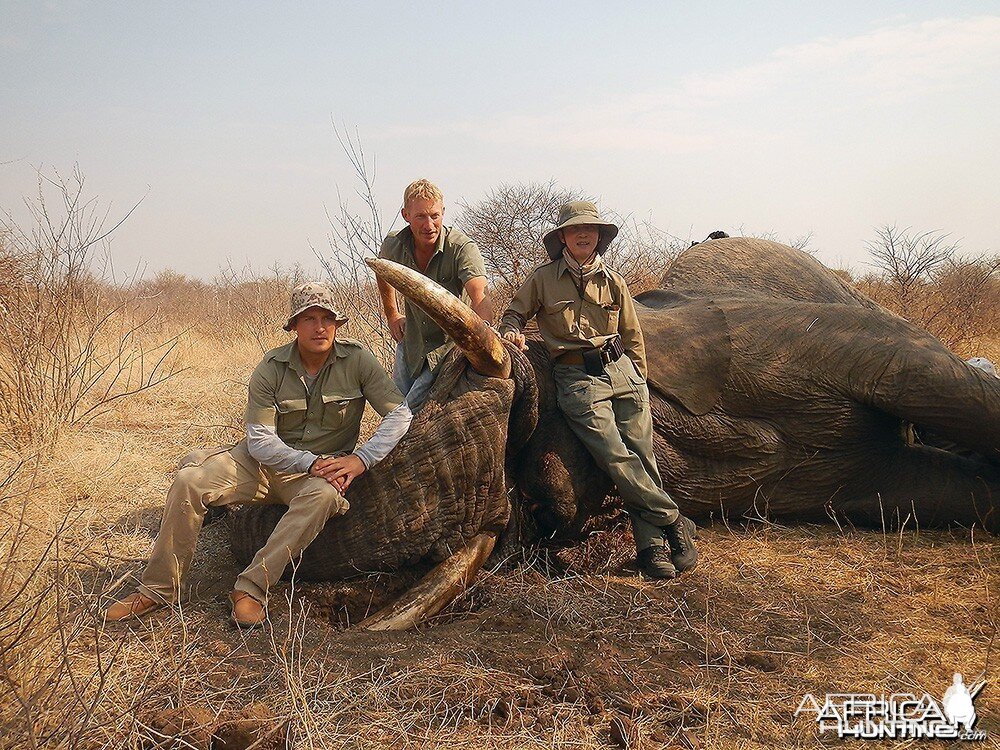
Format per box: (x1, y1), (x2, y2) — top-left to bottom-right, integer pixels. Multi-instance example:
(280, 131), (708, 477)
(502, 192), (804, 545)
(1, 195), (998, 747)
(2, 331), (995, 748)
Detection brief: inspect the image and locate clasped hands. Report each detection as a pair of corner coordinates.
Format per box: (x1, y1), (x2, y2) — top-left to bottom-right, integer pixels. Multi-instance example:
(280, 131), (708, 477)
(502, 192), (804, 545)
(310, 454), (366, 492)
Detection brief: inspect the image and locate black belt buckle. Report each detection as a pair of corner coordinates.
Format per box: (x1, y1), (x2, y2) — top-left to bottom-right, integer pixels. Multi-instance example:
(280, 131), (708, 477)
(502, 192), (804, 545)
(582, 348), (605, 376)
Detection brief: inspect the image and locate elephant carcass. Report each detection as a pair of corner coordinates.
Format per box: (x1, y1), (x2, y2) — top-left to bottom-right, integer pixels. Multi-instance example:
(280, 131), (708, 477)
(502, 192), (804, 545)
(228, 259), (538, 629)
(520, 237), (999, 536)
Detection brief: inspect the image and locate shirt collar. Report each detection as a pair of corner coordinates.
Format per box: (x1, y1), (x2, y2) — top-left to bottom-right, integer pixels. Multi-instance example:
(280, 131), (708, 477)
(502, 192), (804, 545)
(556, 256), (607, 279)
(273, 339), (347, 375)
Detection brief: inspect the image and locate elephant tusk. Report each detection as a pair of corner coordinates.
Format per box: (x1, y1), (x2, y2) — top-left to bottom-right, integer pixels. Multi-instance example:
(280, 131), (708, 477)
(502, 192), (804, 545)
(359, 533), (496, 631)
(367, 258), (511, 379)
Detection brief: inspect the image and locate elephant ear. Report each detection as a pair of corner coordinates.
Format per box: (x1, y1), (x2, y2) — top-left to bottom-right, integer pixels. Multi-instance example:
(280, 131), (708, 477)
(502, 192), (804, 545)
(635, 290), (731, 416)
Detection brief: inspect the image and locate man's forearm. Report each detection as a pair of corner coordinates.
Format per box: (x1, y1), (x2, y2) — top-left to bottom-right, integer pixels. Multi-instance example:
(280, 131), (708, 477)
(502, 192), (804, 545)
(498, 309), (527, 336)
(472, 294), (494, 324)
(354, 402), (413, 469)
(376, 277), (400, 320)
(246, 424), (318, 474)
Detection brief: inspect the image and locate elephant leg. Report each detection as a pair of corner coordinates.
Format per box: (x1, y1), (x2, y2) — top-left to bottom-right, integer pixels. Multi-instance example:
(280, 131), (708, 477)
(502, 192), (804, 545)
(359, 533), (496, 631)
(836, 445), (999, 532)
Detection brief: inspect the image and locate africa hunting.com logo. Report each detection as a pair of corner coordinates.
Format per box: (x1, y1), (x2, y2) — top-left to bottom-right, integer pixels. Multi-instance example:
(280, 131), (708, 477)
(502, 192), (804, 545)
(795, 673), (987, 741)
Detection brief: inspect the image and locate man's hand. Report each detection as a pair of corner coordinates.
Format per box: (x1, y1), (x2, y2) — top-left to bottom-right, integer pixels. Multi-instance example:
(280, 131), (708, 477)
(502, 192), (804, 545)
(502, 330), (528, 351)
(311, 454), (367, 492)
(387, 313), (406, 343)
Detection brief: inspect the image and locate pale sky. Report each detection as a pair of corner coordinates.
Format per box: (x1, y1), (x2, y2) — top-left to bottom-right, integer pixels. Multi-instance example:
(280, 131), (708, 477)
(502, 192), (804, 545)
(2, 1), (998, 278)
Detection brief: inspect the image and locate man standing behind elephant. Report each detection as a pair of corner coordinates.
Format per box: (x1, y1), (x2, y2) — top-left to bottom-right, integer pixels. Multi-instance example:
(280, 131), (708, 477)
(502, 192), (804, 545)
(377, 179), (494, 410)
(499, 202), (698, 579)
(103, 283), (412, 627)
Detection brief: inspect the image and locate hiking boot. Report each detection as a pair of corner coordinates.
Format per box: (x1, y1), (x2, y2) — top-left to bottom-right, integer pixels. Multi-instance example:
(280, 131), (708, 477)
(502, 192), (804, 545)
(229, 590), (267, 629)
(663, 515), (699, 573)
(636, 544), (677, 579)
(103, 591), (163, 623)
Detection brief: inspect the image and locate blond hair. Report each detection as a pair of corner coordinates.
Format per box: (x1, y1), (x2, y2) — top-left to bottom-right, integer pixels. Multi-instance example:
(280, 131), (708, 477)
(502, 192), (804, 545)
(403, 179), (444, 207)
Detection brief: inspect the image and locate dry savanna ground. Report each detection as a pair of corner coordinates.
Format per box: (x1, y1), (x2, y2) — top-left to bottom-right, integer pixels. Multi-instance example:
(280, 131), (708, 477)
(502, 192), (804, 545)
(1, 199), (998, 748)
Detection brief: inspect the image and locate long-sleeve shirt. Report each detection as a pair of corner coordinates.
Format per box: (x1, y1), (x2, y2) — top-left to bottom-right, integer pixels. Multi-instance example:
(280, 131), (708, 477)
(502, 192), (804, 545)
(499, 257), (648, 378)
(243, 338), (410, 472)
(246, 400), (412, 472)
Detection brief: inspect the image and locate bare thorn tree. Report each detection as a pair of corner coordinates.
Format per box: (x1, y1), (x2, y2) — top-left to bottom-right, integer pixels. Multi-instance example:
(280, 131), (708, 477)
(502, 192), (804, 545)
(858, 225), (999, 354)
(866, 225), (955, 306)
(458, 182), (684, 309)
(316, 124), (394, 368)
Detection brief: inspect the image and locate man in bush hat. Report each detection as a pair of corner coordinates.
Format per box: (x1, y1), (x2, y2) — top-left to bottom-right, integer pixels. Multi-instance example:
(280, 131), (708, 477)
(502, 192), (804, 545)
(104, 282), (412, 627)
(377, 178), (494, 410)
(499, 201), (699, 579)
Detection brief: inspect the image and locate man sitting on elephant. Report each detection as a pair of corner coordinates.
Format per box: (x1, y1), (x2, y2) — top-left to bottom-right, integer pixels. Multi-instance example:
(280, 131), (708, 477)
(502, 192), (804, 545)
(104, 282), (413, 628)
(499, 201), (699, 579)
(377, 179), (495, 410)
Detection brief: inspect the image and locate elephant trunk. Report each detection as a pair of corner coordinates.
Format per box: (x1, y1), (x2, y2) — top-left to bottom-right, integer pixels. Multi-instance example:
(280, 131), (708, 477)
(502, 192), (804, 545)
(367, 258), (511, 379)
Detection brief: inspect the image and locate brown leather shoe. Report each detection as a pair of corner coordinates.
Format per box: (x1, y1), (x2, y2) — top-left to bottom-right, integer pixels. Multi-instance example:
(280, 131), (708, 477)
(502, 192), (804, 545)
(229, 590), (267, 629)
(103, 591), (162, 622)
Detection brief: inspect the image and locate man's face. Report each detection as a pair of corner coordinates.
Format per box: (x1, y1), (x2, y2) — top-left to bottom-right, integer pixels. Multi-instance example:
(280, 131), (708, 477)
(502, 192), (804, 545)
(292, 306), (339, 357)
(560, 224), (601, 259)
(401, 197), (444, 250)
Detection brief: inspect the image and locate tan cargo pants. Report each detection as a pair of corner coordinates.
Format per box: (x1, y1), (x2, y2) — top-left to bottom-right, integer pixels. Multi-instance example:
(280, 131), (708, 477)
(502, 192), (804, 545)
(552, 355), (679, 551)
(138, 441), (348, 605)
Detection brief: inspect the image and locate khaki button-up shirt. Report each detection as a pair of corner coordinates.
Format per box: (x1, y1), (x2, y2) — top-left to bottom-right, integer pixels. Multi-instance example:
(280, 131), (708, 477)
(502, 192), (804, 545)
(379, 225), (486, 378)
(499, 258), (647, 378)
(245, 339), (404, 456)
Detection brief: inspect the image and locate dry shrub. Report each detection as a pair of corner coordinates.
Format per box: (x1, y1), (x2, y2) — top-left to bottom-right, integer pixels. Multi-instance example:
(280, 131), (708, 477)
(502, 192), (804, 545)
(855, 225), (1000, 357)
(0, 169), (182, 451)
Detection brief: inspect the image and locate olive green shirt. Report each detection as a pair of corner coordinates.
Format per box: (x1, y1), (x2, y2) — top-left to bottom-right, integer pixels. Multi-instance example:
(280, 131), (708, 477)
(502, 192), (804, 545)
(245, 339), (404, 456)
(379, 225), (486, 378)
(499, 258), (648, 378)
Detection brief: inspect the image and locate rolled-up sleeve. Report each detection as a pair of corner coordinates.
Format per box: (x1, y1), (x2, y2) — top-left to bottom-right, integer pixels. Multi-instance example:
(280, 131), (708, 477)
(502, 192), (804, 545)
(456, 240), (487, 285)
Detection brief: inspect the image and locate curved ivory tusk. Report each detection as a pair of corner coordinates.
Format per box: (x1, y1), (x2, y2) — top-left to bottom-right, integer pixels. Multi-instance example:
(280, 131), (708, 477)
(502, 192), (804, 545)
(367, 258), (511, 378)
(360, 533), (496, 631)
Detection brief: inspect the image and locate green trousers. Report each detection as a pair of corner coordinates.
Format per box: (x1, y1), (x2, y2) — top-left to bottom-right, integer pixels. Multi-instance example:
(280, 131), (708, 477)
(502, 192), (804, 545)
(138, 441), (348, 605)
(552, 355), (679, 550)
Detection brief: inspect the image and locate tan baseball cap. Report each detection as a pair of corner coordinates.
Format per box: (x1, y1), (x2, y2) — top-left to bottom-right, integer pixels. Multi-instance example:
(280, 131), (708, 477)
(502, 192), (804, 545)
(283, 282), (349, 331)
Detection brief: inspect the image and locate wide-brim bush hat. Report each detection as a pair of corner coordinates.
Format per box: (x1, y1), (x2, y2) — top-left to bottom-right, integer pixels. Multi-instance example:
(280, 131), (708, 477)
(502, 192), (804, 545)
(283, 282), (349, 331)
(542, 201), (620, 260)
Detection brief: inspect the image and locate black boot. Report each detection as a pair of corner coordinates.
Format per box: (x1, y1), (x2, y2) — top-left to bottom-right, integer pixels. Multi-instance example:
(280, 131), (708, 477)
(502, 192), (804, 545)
(663, 515), (698, 573)
(636, 544), (677, 579)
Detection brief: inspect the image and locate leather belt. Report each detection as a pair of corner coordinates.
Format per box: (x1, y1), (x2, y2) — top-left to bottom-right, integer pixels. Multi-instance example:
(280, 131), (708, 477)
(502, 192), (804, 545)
(554, 337), (625, 375)
(554, 350), (586, 365)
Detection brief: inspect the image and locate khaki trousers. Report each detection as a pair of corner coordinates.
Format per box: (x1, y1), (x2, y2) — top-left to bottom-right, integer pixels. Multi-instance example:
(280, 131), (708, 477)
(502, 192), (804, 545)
(552, 356), (679, 551)
(138, 441), (348, 604)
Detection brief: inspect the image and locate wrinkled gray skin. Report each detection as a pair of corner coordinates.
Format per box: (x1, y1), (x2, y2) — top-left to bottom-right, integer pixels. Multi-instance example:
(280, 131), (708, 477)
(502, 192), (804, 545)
(520, 238), (1000, 536)
(232, 238), (998, 579)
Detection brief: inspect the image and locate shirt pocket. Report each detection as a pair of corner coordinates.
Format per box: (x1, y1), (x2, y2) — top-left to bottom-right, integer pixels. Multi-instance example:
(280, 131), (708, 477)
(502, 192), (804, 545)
(321, 392), (361, 429)
(275, 398), (308, 433)
(540, 299), (576, 335)
(580, 301), (620, 338)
